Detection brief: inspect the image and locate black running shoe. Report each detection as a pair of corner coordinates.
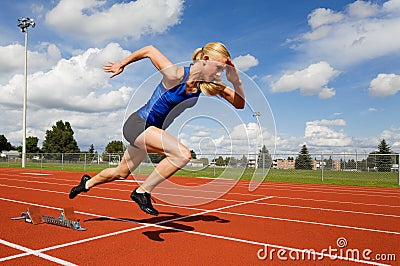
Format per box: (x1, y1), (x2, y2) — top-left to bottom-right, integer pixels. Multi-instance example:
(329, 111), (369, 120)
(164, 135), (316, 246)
(69, 174), (91, 199)
(130, 188), (159, 216)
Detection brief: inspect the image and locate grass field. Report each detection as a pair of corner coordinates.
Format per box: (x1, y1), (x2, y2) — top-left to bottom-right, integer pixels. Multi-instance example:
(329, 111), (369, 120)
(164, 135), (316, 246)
(1, 161), (399, 188)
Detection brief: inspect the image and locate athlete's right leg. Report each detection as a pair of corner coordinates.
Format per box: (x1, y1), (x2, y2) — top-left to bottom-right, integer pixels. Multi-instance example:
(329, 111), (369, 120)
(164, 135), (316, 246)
(129, 126), (191, 216)
(133, 126), (192, 193)
(69, 145), (146, 199)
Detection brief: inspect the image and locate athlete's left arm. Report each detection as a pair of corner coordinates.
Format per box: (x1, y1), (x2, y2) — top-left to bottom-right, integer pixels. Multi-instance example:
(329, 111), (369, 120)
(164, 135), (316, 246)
(219, 58), (245, 109)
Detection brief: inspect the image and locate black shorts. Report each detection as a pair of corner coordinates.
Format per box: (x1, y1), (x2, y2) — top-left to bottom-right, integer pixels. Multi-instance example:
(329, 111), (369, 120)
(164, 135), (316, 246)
(123, 112), (148, 147)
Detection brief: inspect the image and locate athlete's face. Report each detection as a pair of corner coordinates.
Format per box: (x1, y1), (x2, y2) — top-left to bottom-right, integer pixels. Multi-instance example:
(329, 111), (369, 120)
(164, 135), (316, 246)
(201, 57), (227, 82)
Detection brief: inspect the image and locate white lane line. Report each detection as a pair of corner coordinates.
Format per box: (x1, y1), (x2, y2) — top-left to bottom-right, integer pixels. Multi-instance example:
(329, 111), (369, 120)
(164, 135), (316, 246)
(0, 183), (248, 205)
(2, 190), (400, 237)
(0, 196), (272, 263)
(215, 209), (400, 235)
(1, 183), (399, 221)
(259, 202), (400, 218)
(2, 170), (399, 199)
(2, 180), (400, 219)
(130, 223), (390, 266)
(0, 175), (400, 204)
(1, 197), (389, 266)
(274, 196), (400, 209)
(21, 173), (51, 176)
(0, 239), (76, 265)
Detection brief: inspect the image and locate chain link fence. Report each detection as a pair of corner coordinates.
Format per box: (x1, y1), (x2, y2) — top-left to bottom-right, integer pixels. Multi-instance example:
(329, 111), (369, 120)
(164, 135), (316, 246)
(272, 153), (399, 187)
(1, 152), (399, 187)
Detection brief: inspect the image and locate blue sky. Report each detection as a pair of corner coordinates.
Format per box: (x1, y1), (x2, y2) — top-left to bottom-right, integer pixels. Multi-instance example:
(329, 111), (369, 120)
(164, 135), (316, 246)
(0, 0), (399, 155)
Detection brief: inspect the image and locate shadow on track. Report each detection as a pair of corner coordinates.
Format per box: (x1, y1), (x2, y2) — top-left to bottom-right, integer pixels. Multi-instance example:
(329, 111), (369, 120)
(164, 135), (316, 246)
(84, 212), (230, 241)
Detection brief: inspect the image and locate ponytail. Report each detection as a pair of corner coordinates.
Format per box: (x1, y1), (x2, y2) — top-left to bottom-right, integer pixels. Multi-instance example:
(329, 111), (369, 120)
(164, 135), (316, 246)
(192, 47), (204, 61)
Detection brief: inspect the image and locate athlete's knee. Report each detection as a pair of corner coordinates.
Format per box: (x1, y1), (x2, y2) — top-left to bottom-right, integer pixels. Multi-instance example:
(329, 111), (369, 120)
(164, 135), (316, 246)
(174, 146), (191, 166)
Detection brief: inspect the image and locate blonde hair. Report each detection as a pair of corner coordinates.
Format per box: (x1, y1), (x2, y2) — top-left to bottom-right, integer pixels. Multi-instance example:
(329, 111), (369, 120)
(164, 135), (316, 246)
(191, 42), (231, 96)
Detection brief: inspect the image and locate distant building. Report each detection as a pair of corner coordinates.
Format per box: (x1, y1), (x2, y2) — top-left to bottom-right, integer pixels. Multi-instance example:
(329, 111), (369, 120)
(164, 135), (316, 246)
(274, 159), (295, 170)
(332, 160), (341, 171)
(188, 159), (204, 167)
(1, 150), (19, 159)
(247, 159), (256, 168)
(272, 158), (342, 171)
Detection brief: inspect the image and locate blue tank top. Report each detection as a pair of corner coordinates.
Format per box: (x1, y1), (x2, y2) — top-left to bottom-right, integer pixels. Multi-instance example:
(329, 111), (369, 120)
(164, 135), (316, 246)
(137, 66), (201, 129)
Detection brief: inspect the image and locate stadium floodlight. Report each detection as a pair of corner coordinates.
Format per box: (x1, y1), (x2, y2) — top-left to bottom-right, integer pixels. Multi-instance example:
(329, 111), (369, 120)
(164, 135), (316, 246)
(253, 112), (261, 168)
(17, 17), (35, 168)
(17, 17), (35, 32)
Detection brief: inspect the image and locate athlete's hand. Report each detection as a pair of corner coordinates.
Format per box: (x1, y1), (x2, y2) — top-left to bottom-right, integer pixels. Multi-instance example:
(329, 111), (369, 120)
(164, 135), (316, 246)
(103, 61), (124, 78)
(225, 58), (240, 84)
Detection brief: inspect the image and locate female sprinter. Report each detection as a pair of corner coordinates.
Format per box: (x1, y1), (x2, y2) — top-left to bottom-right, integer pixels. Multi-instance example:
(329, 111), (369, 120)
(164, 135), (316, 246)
(69, 42), (245, 216)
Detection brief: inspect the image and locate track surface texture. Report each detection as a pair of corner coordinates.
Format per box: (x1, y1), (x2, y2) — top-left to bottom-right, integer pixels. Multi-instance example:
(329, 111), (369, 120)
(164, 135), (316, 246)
(0, 168), (399, 265)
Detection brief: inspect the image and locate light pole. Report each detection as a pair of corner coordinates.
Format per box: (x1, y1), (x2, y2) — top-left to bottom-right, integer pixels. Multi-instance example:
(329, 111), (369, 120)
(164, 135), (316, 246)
(253, 112), (261, 169)
(17, 17), (35, 168)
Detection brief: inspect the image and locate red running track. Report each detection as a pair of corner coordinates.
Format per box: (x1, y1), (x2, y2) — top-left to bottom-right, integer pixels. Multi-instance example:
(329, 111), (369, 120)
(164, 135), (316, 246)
(0, 168), (399, 265)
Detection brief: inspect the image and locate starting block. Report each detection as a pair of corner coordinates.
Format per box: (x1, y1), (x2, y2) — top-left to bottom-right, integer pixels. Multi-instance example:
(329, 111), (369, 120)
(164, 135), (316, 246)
(12, 206), (86, 231)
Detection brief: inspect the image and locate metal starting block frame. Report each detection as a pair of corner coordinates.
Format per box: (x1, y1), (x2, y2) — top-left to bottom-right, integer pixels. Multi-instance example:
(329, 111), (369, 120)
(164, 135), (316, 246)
(12, 206), (86, 231)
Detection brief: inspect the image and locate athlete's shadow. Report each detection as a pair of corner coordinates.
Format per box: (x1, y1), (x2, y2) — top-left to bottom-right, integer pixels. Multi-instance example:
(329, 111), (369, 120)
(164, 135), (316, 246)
(84, 212), (230, 242)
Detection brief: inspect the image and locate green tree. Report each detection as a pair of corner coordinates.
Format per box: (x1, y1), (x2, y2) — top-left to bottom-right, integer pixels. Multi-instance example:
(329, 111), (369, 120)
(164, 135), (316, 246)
(345, 159), (357, 170)
(324, 156), (333, 170)
(102, 141), (124, 162)
(225, 156), (238, 166)
(0, 135), (13, 151)
(257, 145), (272, 169)
(88, 144), (95, 154)
(376, 139), (392, 172)
(105, 140), (124, 154)
(238, 155), (248, 168)
(42, 121), (80, 154)
(190, 150), (196, 159)
(295, 144), (313, 170)
(26, 136), (40, 153)
(215, 156), (225, 166)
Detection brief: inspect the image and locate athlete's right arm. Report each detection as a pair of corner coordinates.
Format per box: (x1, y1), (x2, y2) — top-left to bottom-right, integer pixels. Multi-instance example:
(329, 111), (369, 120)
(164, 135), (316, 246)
(103, 46), (183, 85)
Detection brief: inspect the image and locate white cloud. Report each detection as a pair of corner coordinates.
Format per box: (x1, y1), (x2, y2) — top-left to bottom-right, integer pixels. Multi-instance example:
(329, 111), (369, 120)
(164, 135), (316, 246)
(319, 87), (336, 99)
(0, 42), (135, 151)
(0, 43), (61, 74)
(369, 73), (400, 97)
(304, 119), (352, 147)
(0, 43), (132, 112)
(311, 119), (347, 127)
(383, 0), (400, 12)
(232, 54), (259, 72)
(45, 0), (184, 43)
(380, 127), (400, 150)
(270, 61), (339, 98)
(347, 0), (379, 18)
(307, 8), (344, 29)
(1, 107), (125, 151)
(298, 0), (400, 67)
(177, 122), (275, 156)
(303, 26), (332, 41)
(273, 125), (400, 154)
